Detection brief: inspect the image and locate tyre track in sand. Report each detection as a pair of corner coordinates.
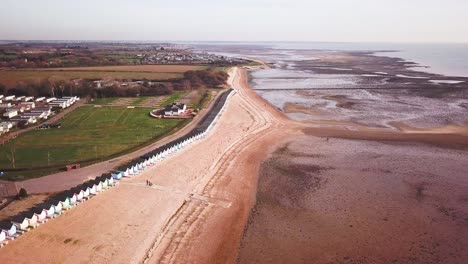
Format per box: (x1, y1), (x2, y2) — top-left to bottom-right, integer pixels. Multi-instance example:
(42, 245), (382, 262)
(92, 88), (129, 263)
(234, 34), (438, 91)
(144, 68), (289, 263)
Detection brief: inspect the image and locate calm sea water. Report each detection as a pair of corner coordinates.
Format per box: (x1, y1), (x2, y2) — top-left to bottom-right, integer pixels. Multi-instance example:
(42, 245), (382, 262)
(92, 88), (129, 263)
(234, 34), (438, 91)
(270, 42), (468, 77)
(194, 41), (468, 77)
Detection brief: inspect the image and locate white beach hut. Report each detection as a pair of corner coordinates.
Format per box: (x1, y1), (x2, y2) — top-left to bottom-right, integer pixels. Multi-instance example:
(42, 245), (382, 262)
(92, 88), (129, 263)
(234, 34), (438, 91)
(40, 203), (56, 219)
(33, 208), (48, 223)
(0, 221), (17, 239)
(11, 215), (29, 233)
(47, 199), (63, 215)
(0, 229), (7, 246)
(23, 212), (38, 228)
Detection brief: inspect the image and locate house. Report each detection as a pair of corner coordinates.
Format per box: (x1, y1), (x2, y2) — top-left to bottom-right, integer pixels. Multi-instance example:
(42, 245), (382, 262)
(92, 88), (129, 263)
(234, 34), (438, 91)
(0, 103), (12, 108)
(45, 97), (57, 103)
(0, 122), (14, 130)
(10, 116), (37, 124)
(4, 95), (15, 101)
(23, 111), (48, 119)
(13, 106), (26, 113)
(0, 221), (17, 239)
(35, 97), (46, 102)
(15, 96), (25, 102)
(31, 107), (52, 117)
(18, 102), (35, 109)
(3, 109), (18, 118)
(23, 96), (34, 102)
(164, 103), (187, 116)
(49, 101), (67, 109)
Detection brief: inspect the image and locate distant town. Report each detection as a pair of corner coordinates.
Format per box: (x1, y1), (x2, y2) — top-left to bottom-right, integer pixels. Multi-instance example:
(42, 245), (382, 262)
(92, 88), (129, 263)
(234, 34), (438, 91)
(0, 42), (247, 69)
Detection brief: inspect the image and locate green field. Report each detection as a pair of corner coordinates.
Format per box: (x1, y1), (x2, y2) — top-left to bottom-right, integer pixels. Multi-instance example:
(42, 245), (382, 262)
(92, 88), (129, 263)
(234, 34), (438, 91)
(159, 91), (189, 107)
(87, 97), (119, 105)
(0, 106), (186, 177)
(0, 70), (182, 88)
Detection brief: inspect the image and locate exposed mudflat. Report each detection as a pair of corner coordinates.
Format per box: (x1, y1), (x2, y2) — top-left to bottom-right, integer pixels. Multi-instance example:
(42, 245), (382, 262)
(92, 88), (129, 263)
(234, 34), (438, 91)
(238, 136), (468, 264)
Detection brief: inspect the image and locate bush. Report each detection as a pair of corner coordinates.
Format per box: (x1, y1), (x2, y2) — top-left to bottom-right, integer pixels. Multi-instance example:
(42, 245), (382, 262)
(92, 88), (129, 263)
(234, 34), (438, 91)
(18, 188), (28, 199)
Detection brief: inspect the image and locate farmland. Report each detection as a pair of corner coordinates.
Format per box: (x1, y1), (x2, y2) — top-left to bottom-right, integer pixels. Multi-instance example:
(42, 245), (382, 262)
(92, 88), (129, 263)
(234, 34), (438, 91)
(0, 105), (187, 179)
(0, 65), (207, 88)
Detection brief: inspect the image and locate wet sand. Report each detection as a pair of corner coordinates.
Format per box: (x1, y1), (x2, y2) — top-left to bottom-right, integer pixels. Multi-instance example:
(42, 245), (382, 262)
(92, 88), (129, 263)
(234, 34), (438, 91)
(238, 136), (468, 264)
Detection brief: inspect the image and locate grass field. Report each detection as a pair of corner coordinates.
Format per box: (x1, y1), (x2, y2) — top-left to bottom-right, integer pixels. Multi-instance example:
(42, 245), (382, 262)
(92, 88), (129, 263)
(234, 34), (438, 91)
(0, 65), (208, 88)
(0, 106), (186, 174)
(158, 91), (189, 107)
(87, 97), (119, 105)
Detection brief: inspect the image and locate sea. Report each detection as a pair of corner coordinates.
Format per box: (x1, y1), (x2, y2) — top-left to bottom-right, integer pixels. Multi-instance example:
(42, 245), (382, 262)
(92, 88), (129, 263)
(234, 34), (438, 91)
(195, 41), (468, 128)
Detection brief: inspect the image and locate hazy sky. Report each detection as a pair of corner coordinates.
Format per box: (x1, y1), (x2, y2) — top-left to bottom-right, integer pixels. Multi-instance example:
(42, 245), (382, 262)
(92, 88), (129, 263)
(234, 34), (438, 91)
(1, 0), (468, 42)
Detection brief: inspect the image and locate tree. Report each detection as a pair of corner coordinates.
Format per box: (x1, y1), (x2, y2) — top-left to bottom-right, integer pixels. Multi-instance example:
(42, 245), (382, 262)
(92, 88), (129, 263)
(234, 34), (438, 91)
(18, 188), (28, 199)
(0, 83), (6, 94)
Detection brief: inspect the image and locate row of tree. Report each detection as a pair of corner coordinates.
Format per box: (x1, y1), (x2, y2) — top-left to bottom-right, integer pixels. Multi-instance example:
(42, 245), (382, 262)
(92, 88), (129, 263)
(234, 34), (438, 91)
(0, 69), (229, 99)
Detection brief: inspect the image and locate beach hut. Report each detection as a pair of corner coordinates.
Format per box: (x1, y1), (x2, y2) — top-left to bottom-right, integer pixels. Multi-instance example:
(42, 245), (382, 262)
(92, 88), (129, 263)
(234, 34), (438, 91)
(96, 176), (109, 189)
(75, 188), (85, 202)
(79, 185), (91, 199)
(137, 161), (144, 171)
(44, 199), (63, 215)
(39, 203), (56, 219)
(23, 211), (38, 228)
(54, 194), (72, 210)
(0, 221), (17, 239)
(112, 171), (123, 180)
(86, 181), (97, 195)
(63, 191), (78, 206)
(131, 165), (139, 175)
(92, 179), (103, 192)
(101, 174), (115, 186)
(11, 215), (29, 233)
(0, 229), (7, 246)
(32, 207), (48, 223)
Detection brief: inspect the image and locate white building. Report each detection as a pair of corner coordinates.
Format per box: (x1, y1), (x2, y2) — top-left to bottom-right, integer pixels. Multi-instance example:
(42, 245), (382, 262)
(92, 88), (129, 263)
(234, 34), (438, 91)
(3, 109), (18, 118)
(164, 103), (187, 116)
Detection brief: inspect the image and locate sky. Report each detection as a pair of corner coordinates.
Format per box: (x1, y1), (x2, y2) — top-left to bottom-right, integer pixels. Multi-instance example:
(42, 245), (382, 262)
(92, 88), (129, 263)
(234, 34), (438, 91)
(1, 0), (468, 43)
